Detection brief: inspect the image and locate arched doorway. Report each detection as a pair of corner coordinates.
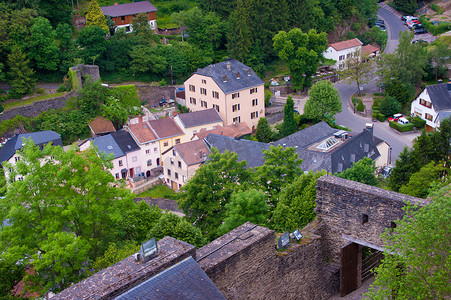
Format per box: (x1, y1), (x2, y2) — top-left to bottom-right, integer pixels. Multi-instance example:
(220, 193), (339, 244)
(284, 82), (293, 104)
(146, 170), (151, 178)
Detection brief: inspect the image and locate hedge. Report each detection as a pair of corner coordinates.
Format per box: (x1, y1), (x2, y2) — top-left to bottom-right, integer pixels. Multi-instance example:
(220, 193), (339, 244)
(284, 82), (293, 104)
(412, 116), (426, 129)
(389, 120), (414, 132)
(68, 68), (80, 91)
(112, 85), (140, 108)
(419, 16), (451, 36)
(372, 112), (385, 122)
(356, 100), (365, 112)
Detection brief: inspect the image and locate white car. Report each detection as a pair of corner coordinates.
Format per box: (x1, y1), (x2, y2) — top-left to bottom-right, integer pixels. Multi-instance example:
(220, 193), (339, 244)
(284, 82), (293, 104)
(398, 117), (410, 125)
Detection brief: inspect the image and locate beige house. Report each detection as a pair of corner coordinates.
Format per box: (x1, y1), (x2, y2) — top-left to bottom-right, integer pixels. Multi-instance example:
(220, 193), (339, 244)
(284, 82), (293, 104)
(374, 137), (391, 168)
(174, 108), (223, 140)
(161, 139), (210, 191)
(184, 59), (264, 131)
(147, 118), (186, 159)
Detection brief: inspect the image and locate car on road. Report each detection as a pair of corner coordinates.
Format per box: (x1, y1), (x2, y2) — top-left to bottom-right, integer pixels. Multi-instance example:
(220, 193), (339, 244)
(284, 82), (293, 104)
(375, 24), (386, 31)
(414, 27), (427, 34)
(407, 20), (420, 29)
(397, 117), (410, 125)
(388, 113), (403, 122)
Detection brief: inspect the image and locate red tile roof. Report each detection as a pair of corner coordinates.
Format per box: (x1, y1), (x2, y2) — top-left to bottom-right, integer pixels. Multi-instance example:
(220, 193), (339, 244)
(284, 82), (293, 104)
(173, 139), (211, 166)
(362, 44), (380, 55)
(193, 123), (251, 140)
(148, 118), (184, 139)
(100, 1), (157, 17)
(329, 38), (363, 51)
(128, 122), (158, 144)
(88, 117), (116, 135)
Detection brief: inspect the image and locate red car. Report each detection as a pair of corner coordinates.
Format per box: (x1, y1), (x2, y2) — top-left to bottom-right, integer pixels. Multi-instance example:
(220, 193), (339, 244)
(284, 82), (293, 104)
(388, 113), (403, 122)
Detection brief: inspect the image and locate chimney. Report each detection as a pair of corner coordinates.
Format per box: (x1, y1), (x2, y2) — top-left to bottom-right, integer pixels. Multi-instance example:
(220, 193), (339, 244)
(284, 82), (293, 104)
(114, 2), (118, 5)
(365, 123), (374, 135)
(138, 115), (143, 123)
(236, 72), (240, 79)
(172, 111), (178, 117)
(198, 150), (203, 159)
(438, 79), (443, 84)
(341, 133), (348, 141)
(226, 61), (231, 70)
(248, 69), (251, 76)
(448, 78), (451, 91)
(223, 75), (227, 82)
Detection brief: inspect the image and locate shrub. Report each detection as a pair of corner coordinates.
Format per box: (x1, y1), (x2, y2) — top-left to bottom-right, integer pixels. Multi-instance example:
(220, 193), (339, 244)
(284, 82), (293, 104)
(389, 120), (414, 132)
(356, 100), (365, 112)
(412, 116), (426, 129)
(159, 79), (166, 86)
(111, 85), (140, 108)
(0, 104), (3, 113)
(372, 112), (386, 122)
(0, 94), (8, 103)
(265, 90), (272, 107)
(57, 84), (66, 92)
(380, 95), (402, 117)
(36, 87), (45, 95)
(430, 4), (443, 13)
(419, 15), (451, 36)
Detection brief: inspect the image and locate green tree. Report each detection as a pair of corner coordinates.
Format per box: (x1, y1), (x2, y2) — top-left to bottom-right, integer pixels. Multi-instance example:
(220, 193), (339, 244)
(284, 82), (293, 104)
(79, 78), (109, 117)
(7, 44), (36, 99)
(379, 95), (402, 117)
(85, 0), (108, 31)
(282, 96), (297, 136)
(271, 170), (326, 232)
(28, 17), (60, 71)
(148, 213), (206, 248)
(0, 140), (136, 294)
(55, 23), (78, 73)
(388, 147), (421, 192)
(218, 189), (269, 235)
(131, 13), (152, 37)
(0, 258), (25, 298)
(336, 157), (378, 186)
(273, 28), (328, 90)
(101, 96), (129, 130)
(255, 117), (273, 143)
(385, 79), (413, 104)
(77, 26), (109, 64)
(340, 49), (373, 95)
(129, 45), (167, 75)
(365, 185), (451, 299)
(304, 80), (342, 121)
(121, 201), (162, 244)
(427, 40), (451, 81)
(393, 0), (417, 14)
(226, 0), (253, 62)
(178, 148), (251, 240)
(92, 241), (139, 273)
(37, 0), (71, 27)
(399, 161), (450, 198)
(256, 145), (303, 207)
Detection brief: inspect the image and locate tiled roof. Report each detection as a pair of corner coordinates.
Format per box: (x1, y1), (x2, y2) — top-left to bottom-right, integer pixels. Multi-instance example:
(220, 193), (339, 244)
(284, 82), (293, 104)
(91, 134), (125, 159)
(426, 83), (451, 111)
(204, 134), (270, 169)
(88, 116), (116, 135)
(128, 122), (158, 144)
(111, 130), (140, 154)
(362, 44), (380, 54)
(116, 257), (226, 300)
(100, 1), (157, 17)
(0, 131), (62, 163)
(193, 59), (264, 94)
(170, 139), (210, 166)
(193, 123), (252, 140)
(177, 108), (223, 129)
(329, 38), (363, 51)
(148, 118), (184, 139)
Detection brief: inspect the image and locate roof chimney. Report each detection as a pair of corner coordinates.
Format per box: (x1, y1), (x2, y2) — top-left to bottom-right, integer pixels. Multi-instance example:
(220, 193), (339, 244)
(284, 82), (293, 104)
(226, 61), (231, 70)
(448, 79), (451, 91)
(248, 69), (251, 76)
(438, 79), (443, 84)
(172, 111), (178, 117)
(114, 2), (118, 5)
(236, 72), (240, 79)
(223, 75), (227, 82)
(138, 115), (143, 123)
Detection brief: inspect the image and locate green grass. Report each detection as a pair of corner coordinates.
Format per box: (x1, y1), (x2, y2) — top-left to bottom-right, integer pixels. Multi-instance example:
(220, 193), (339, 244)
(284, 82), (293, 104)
(4, 92), (67, 110)
(136, 184), (178, 199)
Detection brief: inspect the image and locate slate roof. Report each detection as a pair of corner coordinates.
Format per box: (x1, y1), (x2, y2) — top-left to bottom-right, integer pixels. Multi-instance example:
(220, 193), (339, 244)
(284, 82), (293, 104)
(194, 59), (264, 94)
(0, 131), (62, 164)
(128, 122), (158, 144)
(116, 256), (225, 300)
(275, 121), (336, 149)
(425, 82), (451, 111)
(111, 130), (140, 154)
(193, 122), (252, 140)
(204, 134), (270, 169)
(88, 116), (116, 135)
(177, 108), (223, 129)
(166, 139), (211, 166)
(437, 111), (451, 123)
(148, 118), (184, 139)
(100, 1), (157, 17)
(91, 134), (125, 159)
(329, 38), (363, 51)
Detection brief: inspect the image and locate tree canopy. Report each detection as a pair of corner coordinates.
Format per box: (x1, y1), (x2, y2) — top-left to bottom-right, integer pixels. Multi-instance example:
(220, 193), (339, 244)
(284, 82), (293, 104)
(281, 96), (297, 137)
(85, 0), (108, 31)
(336, 157), (378, 186)
(304, 80), (342, 121)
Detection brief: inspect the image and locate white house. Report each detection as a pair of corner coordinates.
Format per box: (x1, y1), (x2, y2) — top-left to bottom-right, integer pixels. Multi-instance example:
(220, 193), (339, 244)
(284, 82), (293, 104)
(323, 38), (363, 70)
(411, 81), (451, 132)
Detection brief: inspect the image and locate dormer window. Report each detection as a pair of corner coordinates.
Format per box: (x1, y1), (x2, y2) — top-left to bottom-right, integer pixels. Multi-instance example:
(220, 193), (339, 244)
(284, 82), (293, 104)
(236, 72), (240, 79)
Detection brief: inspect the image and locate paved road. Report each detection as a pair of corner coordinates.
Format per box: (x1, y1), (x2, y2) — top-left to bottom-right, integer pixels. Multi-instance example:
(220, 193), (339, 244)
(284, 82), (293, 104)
(378, 3), (406, 54)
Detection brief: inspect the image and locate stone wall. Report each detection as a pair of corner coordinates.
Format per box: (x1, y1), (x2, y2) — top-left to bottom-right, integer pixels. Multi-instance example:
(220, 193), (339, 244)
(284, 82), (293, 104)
(134, 197), (182, 214)
(136, 85), (176, 107)
(197, 222), (338, 300)
(71, 64), (100, 87)
(0, 91), (77, 122)
(315, 175), (428, 264)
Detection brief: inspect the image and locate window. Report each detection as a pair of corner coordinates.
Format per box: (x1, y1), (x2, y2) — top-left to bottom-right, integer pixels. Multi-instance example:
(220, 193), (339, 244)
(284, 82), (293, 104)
(232, 92), (240, 99)
(132, 156), (137, 162)
(419, 98), (432, 108)
(164, 141), (169, 147)
(212, 91), (219, 99)
(175, 138), (181, 144)
(339, 55), (345, 61)
(175, 172), (179, 179)
(146, 149), (150, 155)
(189, 84), (195, 92)
(115, 173), (119, 179)
(233, 116), (241, 123)
(189, 97), (197, 105)
(252, 99), (258, 106)
(121, 16), (125, 21)
(250, 88), (257, 94)
(119, 160), (123, 167)
(362, 214), (369, 224)
(232, 104), (240, 112)
(172, 149), (176, 156)
(200, 87), (207, 95)
(136, 167), (141, 173)
(251, 111), (259, 119)
(201, 100), (208, 108)
(202, 79), (206, 84)
(170, 158), (174, 165)
(182, 175), (186, 183)
(425, 113), (433, 121)
(154, 147), (158, 153)
(178, 161), (182, 168)
(167, 169), (171, 176)
(147, 159), (152, 166)
(213, 104), (220, 112)
(346, 53), (351, 59)
(15, 156), (20, 162)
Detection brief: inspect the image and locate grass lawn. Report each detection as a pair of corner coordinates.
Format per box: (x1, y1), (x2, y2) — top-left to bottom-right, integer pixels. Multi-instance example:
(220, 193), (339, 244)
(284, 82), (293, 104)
(4, 92), (66, 110)
(136, 184), (178, 199)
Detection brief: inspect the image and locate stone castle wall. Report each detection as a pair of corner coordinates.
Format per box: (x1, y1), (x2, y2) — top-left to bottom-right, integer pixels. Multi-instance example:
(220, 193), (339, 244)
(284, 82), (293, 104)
(136, 85), (176, 108)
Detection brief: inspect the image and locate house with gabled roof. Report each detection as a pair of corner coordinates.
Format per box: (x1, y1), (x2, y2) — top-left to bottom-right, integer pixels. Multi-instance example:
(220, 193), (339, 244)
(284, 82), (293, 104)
(174, 108), (223, 140)
(323, 38), (363, 70)
(88, 116), (116, 137)
(101, 1), (158, 32)
(192, 122), (252, 141)
(184, 59), (264, 131)
(147, 117), (185, 156)
(411, 80), (451, 131)
(161, 139), (211, 191)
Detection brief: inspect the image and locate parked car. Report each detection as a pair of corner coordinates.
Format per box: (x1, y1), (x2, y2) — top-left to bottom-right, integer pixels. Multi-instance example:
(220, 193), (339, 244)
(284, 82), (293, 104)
(398, 117), (410, 125)
(407, 20), (420, 29)
(375, 19), (385, 25)
(381, 165), (393, 179)
(412, 39), (429, 44)
(375, 24), (386, 31)
(414, 27), (428, 34)
(403, 16), (418, 24)
(388, 113), (403, 122)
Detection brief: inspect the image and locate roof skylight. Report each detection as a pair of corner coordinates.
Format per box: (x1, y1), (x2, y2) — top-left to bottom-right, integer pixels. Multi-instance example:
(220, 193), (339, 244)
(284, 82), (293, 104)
(317, 137), (339, 151)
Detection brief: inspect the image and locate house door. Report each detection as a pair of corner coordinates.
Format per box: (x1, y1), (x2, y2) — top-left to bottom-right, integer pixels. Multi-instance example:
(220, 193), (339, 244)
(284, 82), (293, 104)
(157, 158), (160, 165)
(340, 242), (359, 296)
(146, 170), (151, 178)
(171, 180), (178, 191)
(129, 168), (134, 178)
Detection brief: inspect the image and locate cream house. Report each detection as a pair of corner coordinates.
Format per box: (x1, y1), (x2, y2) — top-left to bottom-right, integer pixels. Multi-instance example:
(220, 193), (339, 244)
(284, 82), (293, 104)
(147, 118), (186, 161)
(184, 59), (264, 131)
(174, 108), (223, 140)
(161, 139), (210, 191)
(323, 38), (363, 70)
